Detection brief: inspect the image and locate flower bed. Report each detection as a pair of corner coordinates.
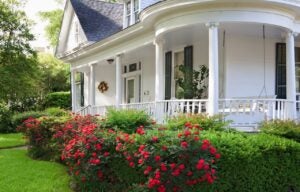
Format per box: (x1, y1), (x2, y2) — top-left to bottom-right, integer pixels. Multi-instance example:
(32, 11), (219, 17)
(18, 112), (300, 192)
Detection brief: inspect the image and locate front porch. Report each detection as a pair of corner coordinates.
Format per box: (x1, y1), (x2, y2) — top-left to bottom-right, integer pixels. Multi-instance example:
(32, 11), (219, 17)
(71, 21), (300, 129)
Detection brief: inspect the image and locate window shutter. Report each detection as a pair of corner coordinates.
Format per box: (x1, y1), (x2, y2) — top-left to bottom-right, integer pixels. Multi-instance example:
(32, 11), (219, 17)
(184, 46), (193, 99)
(165, 51), (172, 100)
(80, 73), (84, 106)
(275, 43), (286, 99)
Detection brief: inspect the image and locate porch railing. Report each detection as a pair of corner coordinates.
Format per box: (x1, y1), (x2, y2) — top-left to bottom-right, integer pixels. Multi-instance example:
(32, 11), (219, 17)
(77, 99), (294, 127)
(219, 99), (293, 127)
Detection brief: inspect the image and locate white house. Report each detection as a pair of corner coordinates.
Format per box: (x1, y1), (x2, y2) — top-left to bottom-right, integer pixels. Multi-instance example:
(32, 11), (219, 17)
(56, 0), (300, 129)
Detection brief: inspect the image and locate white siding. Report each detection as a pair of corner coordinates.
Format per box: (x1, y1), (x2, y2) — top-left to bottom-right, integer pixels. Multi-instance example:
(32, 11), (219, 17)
(66, 15), (87, 52)
(94, 65), (116, 106)
(225, 35), (277, 98)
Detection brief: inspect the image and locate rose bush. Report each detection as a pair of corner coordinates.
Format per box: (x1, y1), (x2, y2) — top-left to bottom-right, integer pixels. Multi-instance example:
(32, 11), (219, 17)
(57, 116), (220, 192)
(17, 115), (71, 160)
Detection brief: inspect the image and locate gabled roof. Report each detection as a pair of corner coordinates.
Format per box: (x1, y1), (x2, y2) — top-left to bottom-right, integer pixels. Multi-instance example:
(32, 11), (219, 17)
(70, 0), (123, 42)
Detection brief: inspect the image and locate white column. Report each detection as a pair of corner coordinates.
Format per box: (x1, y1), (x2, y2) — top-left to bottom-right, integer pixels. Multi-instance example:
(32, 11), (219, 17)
(207, 22), (219, 116)
(116, 54), (123, 107)
(154, 39), (165, 101)
(286, 31), (297, 119)
(71, 70), (77, 112)
(89, 64), (96, 107)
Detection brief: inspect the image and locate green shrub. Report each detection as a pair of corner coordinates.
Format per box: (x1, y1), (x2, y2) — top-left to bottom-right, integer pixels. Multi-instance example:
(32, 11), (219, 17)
(202, 131), (300, 191)
(43, 92), (71, 109)
(166, 114), (228, 131)
(11, 111), (47, 129)
(0, 102), (13, 133)
(101, 108), (153, 133)
(45, 107), (68, 117)
(259, 120), (300, 142)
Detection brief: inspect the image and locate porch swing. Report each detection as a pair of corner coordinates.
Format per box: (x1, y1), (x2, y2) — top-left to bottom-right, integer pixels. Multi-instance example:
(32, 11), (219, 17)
(230, 25), (274, 115)
(251, 25), (276, 115)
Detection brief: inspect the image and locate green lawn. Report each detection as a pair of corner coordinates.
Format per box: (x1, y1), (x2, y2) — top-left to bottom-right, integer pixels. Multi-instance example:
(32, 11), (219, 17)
(0, 133), (26, 149)
(0, 149), (72, 192)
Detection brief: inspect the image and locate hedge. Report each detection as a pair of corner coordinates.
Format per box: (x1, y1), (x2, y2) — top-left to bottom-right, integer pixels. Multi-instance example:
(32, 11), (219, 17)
(202, 131), (300, 191)
(260, 120), (300, 143)
(43, 92), (71, 109)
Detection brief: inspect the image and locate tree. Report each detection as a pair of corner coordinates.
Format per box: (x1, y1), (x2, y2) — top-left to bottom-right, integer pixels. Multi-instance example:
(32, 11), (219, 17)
(39, 9), (63, 47)
(0, 0), (40, 103)
(37, 52), (70, 93)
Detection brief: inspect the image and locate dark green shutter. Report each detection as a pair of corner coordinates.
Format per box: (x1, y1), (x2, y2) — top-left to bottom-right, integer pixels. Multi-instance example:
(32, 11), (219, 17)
(275, 43), (286, 99)
(165, 51), (172, 100)
(184, 46), (193, 99)
(80, 73), (84, 106)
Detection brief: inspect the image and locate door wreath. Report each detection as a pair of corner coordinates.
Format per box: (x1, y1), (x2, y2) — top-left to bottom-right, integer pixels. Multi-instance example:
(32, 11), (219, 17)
(98, 81), (109, 93)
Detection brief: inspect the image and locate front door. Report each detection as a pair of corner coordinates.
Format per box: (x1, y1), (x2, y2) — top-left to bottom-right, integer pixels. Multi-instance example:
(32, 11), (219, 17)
(126, 77), (136, 103)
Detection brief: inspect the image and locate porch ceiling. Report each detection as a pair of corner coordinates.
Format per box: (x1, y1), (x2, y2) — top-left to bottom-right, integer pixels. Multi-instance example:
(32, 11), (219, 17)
(161, 22), (294, 50)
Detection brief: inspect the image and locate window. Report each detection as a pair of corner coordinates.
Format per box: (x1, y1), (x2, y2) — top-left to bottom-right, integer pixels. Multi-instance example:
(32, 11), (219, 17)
(126, 1), (131, 27)
(124, 0), (139, 27)
(295, 47), (300, 92)
(275, 44), (300, 98)
(134, 0), (139, 22)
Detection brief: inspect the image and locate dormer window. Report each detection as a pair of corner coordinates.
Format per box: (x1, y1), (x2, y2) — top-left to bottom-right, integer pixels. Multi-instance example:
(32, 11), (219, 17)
(123, 0), (140, 28)
(134, 0), (139, 22)
(126, 1), (131, 27)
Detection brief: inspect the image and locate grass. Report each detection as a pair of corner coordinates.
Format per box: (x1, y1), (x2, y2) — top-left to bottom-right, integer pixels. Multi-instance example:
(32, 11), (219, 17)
(0, 133), (26, 149)
(0, 149), (72, 192)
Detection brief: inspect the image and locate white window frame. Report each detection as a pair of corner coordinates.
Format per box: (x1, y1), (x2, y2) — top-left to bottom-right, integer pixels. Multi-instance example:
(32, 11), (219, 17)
(123, 0), (139, 28)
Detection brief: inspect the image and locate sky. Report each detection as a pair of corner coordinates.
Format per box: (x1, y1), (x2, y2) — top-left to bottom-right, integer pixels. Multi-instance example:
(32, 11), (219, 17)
(24, 0), (64, 48)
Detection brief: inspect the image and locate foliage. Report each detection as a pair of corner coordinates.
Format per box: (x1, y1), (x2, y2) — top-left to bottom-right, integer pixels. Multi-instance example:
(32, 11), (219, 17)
(18, 112), (300, 192)
(0, 133), (25, 148)
(17, 115), (71, 160)
(102, 108), (154, 133)
(0, 0), (40, 102)
(166, 114), (228, 131)
(259, 120), (300, 142)
(0, 101), (13, 133)
(0, 149), (71, 192)
(37, 53), (70, 94)
(11, 111), (47, 130)
(45, 107), (68, 117)
(43, 91), (71, 109)
(176, 65), (208, 99)
(8, 96), (43, 113)
(39, 9), (64, 47)
(57, 117), (219, 191)
(202, 131), (300, 191)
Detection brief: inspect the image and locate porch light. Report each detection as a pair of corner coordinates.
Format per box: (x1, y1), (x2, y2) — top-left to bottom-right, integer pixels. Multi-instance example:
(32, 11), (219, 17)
(107, 58), (114, 64)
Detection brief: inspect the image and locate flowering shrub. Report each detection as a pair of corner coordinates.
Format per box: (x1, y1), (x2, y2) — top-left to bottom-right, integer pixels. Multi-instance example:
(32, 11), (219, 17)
(18, 115), (70, 160)
(117, 122), (220, 192)
(57, 116), (220, 192)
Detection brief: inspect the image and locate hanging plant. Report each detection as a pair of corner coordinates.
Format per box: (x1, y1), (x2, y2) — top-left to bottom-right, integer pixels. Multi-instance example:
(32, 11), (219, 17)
(98, 81), (109, 93)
